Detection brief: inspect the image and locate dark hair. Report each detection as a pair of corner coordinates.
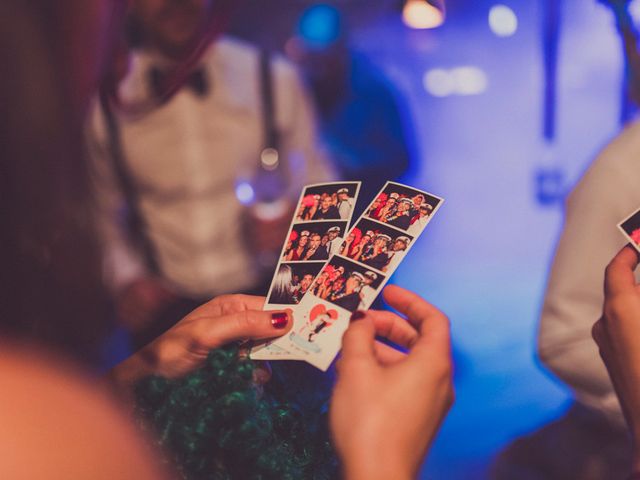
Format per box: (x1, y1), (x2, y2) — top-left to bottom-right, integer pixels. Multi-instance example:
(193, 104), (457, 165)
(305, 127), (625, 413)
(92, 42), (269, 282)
(134, 345), (338, 479)
(0, 0), (110, 363)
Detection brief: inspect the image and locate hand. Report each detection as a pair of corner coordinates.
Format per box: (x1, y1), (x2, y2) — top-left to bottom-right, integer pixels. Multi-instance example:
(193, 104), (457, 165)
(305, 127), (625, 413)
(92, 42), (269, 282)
(116, 277), (176, 333)
(108, 294), (292, 392)
(593, 245), (640, 471)
(330, 285), (454, 480)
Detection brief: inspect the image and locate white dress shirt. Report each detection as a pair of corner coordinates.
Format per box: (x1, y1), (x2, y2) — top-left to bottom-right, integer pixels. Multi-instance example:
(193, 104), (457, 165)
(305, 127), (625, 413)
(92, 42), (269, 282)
(88, 37), (333, 298)
(538, 121), (640, 427)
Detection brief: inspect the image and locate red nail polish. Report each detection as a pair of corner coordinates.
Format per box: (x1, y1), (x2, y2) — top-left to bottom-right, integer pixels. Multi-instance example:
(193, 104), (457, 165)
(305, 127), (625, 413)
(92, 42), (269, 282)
(350, 310), (366, 321)
(271, 312), (288, 329)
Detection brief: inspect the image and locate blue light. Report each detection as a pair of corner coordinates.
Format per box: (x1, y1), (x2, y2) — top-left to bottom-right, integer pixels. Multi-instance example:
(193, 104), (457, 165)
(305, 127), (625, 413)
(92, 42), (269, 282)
(235, 181), (255, 205)
(298, 4), (342, 49)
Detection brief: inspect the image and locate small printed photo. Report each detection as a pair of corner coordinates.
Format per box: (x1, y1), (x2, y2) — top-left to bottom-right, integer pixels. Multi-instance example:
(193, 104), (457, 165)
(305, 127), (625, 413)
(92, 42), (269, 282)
(340, 218), (414, 273)
(283, 221), (347, 262)
(295, 182), (359, 222)
(268, 262), (325, 305)
(310, 256), (385, 313)
(365, 182), (442, 234)
(619, 207), (640, 249)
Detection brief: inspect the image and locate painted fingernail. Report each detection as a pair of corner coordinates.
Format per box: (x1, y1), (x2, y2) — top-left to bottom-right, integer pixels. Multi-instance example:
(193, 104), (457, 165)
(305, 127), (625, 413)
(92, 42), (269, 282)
(350, 310), (366, 321)
(271, 312), (289, 329)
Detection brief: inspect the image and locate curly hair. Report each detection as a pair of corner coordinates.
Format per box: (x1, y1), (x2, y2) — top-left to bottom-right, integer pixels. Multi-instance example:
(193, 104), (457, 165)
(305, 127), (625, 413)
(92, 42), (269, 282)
(134, 345), (338, 480)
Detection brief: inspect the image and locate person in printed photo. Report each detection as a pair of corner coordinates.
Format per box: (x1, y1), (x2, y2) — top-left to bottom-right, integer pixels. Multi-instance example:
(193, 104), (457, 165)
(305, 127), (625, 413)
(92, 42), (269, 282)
(385, 197), (413, 230)
(326, 225), (343, 256)
(312, 194), (341, 220)
(304, 233), (329, 260)
(284, 230), (310, 261)
(329, 271), (364, 311)
(311, 271), (330, 297)
(377, 193), (398, 222)
(361, 233), (391, 271)
(292, 272), (315, 303)
(408, 203), (434, 236)
(340, 229), (360, 257)
(336, 187), (353, 219)
(384, 235), (410, 272)
(269, 264), (296, 304)
(358, 271), (379, 310)
(410, 194), (425, 216)
(351, 230), (374, 262)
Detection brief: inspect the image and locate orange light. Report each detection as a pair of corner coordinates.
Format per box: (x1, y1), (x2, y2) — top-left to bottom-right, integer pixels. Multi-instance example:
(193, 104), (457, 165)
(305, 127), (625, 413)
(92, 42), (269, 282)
(402, 0), (445, 29)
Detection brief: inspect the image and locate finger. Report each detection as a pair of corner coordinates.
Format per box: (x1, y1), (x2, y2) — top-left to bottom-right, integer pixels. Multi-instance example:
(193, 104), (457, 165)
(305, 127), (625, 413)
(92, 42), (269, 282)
(382, 285), (447, 336)
(365, 309), (419, 349)
(340, 315), (377, 367)
(382, 285), (451, 360)
(203, 294), (267, 316)
(200, 309), (292, 348)
(605, 245), (640, 296)
(374, 340), (407, 366)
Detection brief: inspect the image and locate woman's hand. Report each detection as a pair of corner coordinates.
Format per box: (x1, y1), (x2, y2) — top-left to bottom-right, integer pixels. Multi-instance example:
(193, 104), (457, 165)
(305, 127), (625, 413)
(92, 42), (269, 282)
(330, 285), (454, 480)
(108, 294), (291, 392)
(593, 245), (640, 472)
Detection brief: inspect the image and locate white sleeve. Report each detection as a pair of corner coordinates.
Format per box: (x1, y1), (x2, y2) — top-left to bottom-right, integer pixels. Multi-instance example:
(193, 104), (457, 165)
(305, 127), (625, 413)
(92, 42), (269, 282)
(538, 129), (640, 424)
(273, 57), (337, 193)
(86, 101), (149, 293)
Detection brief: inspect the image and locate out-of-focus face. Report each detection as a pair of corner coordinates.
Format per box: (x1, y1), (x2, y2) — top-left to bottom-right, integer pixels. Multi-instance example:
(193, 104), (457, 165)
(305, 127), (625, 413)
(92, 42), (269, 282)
(321, 235), (329, 245)
(299, 235), (309, 247)
(387, 198), (396, 208)
(347, 233), (355, 242)
(338, 192), (348, 201)
(332, 278), (344, 291)
(321, 197), (332, 210)
(412, 195), (424, 206)
(133, 0), (213, 58)
(398, 202), (409, 213)
(328, 230), (339, 240)
(310, 234), (321, 249)
(374, 238), (387, 249)
(361, 235), (371, 244)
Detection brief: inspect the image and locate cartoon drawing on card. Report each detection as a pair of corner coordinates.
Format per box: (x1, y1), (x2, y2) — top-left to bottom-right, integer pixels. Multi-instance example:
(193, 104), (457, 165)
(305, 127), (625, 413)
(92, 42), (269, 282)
(290, 304), (339, 353)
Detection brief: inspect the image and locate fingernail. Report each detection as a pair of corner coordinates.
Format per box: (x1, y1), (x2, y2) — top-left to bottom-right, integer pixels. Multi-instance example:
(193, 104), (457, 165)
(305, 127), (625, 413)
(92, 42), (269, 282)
(271, 312), (289, 329)
(350, 310), (366, 321)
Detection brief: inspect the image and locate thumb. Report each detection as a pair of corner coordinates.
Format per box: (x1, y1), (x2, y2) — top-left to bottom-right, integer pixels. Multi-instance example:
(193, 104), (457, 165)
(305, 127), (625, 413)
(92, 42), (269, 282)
(340, 312), (376, 365)
(203, 310), (292, 348)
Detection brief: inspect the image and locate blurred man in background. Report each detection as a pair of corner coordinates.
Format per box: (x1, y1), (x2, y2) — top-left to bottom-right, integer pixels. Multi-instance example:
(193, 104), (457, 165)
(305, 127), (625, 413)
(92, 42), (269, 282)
(88, 0), (334, 347)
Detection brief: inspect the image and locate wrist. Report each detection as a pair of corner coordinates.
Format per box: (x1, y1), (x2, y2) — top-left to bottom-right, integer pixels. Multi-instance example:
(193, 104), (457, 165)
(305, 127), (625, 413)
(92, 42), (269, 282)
(106, 344), (157, 393)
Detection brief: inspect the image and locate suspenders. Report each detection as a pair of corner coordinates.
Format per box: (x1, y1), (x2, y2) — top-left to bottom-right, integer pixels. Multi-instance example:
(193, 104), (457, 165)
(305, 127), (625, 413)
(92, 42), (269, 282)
(100, 49), (279, 274)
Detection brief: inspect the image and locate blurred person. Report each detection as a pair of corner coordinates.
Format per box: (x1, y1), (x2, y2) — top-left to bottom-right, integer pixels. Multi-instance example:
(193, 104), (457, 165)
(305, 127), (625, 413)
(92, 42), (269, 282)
(89, 0), (335, 348)
(494, 35), (640, 472)
(358, 271), (378, 310)
(385, 197), (413, 229)
(361, 234), (391, 271)
(285, 230), (309, 261)
(330, 272), (364, 311)
(2, 1), (455, 479)
(288, 5), (415, 209)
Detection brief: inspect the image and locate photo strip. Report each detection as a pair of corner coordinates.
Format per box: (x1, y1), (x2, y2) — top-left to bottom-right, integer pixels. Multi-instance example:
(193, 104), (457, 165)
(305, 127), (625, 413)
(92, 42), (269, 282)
(250, 181), (361, 359)
(294, 182), (359, 222)
(340, 218), (414, 273)
(365, 182), (442, 235)
(283, 221), (347, 262)
(619, 206), (640, 252)
(267, 262), (325, 305)
(308, 256), (385, 313)
(256, 181), (444, 369)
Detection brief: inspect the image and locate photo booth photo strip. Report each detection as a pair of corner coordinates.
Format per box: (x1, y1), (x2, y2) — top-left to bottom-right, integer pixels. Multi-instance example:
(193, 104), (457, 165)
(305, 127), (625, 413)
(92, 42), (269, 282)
(250, 181), (361, 360)
(258, 181), (444, 369)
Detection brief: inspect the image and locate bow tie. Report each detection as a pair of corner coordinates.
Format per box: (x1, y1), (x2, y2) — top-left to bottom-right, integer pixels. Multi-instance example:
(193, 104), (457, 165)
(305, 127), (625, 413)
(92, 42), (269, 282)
(147, 66), (210, 100)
